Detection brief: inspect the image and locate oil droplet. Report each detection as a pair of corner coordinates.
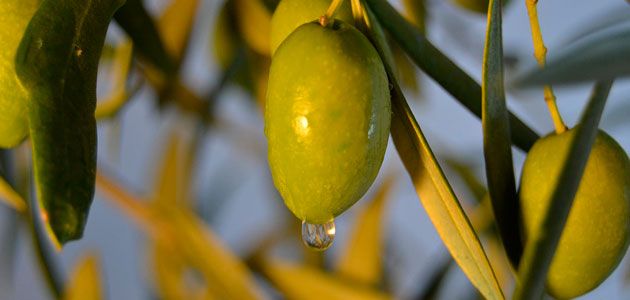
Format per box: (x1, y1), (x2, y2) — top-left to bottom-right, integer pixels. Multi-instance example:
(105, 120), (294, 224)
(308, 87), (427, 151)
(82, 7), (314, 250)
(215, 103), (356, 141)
(301, 220), (335, 251)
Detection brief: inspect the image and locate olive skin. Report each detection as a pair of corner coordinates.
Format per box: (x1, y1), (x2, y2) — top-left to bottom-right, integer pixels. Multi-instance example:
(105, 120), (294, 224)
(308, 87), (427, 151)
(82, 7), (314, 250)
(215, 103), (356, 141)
(0, 0), (39, 148)
(519, 128), (630, 299)
(265, 20), (390, 224)
(270, 0), (353, 55)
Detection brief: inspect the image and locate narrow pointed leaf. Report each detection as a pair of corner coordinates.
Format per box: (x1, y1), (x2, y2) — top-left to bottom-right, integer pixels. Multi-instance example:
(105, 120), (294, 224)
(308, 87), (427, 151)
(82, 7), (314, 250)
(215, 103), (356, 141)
(114, 0), (176, 75)
(363, 0), (538, 152)
(513, 81), (614, 300)
(0, 175), (26, 212)
(95, 38), (135, 120)
(335, 176), (394, 286)
(481, 0), (521, 267)
(95, 172), (267, 300)
(361, 4), (504, 299)
(255, 257), (394, 300)
(63, 254), (103, 300)
(157, 0), (200, 64)
(15, 0), (125, 245)
(517, 29), (630, 85)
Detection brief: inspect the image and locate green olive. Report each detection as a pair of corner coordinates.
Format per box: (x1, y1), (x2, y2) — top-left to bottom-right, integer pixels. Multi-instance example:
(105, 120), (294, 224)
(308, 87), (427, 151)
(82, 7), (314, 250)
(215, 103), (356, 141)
(519, 128), (630, 299)
(0, 0), (39, 148)
(270, 0), (353, 55)
(265, 20), (390, 224)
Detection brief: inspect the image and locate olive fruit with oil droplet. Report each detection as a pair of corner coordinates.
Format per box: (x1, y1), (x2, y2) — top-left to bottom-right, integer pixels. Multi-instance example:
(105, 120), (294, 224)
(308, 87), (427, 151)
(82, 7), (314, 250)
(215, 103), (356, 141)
(0, 0), (39, 148)
(269, 0), (353, 55)
(265, 20), (390, 241)
(519, 128), (630, 299)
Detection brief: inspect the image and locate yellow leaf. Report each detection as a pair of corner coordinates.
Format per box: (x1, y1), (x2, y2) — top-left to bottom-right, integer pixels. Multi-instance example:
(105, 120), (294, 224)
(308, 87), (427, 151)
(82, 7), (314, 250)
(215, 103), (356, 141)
(152, 241), (216, 300)
(233, 0), (271, 56)
(95, 38), (135, 120)
(154, 131), (195, 209)
(95, 172), (267, 300)
(158, 0), (200, 63)
(335, 175), (394, 286)
(256, 256), (396, 300)
(63, 253), (103, 300)
(0, 175), (26, 212)
(360, 6), (504, 300)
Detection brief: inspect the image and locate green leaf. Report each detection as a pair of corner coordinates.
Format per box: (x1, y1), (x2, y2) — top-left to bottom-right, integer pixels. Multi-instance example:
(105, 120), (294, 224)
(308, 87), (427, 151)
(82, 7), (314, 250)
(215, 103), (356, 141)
(114, 0), (176, 75)
(360, 4), (504, 299)
(363, 0), (539, 153)
(517, 29), (630, 86)
(481, 0), (521, 268)
(512, 81), (614, 300)
(15, 0), (125, 246)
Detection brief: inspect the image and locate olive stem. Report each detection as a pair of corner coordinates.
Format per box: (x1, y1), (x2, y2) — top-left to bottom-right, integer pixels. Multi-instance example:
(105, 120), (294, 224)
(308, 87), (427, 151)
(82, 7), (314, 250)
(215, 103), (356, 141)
(525, 0), (567, 134)
(319, 0), (345, 26)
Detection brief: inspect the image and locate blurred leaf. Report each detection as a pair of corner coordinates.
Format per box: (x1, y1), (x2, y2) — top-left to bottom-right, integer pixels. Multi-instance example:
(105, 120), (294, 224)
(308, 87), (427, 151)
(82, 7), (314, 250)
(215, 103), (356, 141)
(402, 0), (426, 34)
(517, 29), (630, 86)
(15, 0), (124, 246)
(335, 175), (394, 286)
(481, 0), (521, 268)
(62, 254), (103, 300)
(158, 0), (200, 64)
(413, 256), (452, 300)
(254, 256), (395, 300)
(95, 38), (136, 120)
(392, 42), (420, 96)
(363, 0), (539, 153)
(154, 133), (194, 209)
(152, 241), (216, 300)
(487, 236), (514, 294)
(445, 160), (487, 202)
(96, 172), (268, 300)
(564, 9), (630, 49)
(114, 0), (176, 75)
(513, 81), (613, 300)
(0, 175), (26, 212)
(361, 4), (504, 299)
(212, 0), (240, 70)
(234, 0), (272, 56)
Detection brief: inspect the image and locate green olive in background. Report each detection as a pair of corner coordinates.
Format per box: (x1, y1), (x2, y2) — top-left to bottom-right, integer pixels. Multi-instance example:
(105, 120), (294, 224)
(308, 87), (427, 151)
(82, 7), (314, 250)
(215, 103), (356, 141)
(0, 0), (39, 148)
(265, 20), (390, 224)
(270, 0), (353, 55)
(519, 128), (630, 299)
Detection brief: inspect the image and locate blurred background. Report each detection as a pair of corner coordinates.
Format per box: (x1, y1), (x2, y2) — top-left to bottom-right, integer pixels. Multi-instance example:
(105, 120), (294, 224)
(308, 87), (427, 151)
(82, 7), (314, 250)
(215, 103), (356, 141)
(1, 0), (630, 299)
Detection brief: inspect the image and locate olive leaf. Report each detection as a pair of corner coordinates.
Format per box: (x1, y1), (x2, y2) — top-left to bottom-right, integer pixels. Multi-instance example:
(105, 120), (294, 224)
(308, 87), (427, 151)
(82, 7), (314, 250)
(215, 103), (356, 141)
(114, 0), (176, 75)
(512, 81), (614, 300)
(360, 4), (504, 299)
(15, 0), (125, 246)
(62, 254), (103, 300)
(157, 0), (201, 65)
(0, 175), (26, 212)
(363, 0), (539, 153)
(481, 0), (521, 267)
(335, 175), (394, 286)
(96, 171), (267, 300)
(516, 28), (630, 86)
(253, 256), (395, 300)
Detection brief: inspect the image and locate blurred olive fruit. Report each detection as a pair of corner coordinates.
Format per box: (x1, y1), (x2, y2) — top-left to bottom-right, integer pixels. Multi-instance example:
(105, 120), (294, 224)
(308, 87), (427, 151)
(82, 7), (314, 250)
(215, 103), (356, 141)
(234, 0), (272, 56)
(265, 20), (390, 249)
(270, 0), (353, 55)
(449, 0), (510, 14)
(519, 128), (630, 299)
(0, 0), (39, 148)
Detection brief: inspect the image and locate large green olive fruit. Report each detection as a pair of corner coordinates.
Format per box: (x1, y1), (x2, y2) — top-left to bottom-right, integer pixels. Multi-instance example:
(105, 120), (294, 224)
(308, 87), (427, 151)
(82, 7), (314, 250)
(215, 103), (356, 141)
(0, 0), (39, 148)
(519, 128), (630, 299)
(270, 0), (353, 55)
(265, 20), (390, 224)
